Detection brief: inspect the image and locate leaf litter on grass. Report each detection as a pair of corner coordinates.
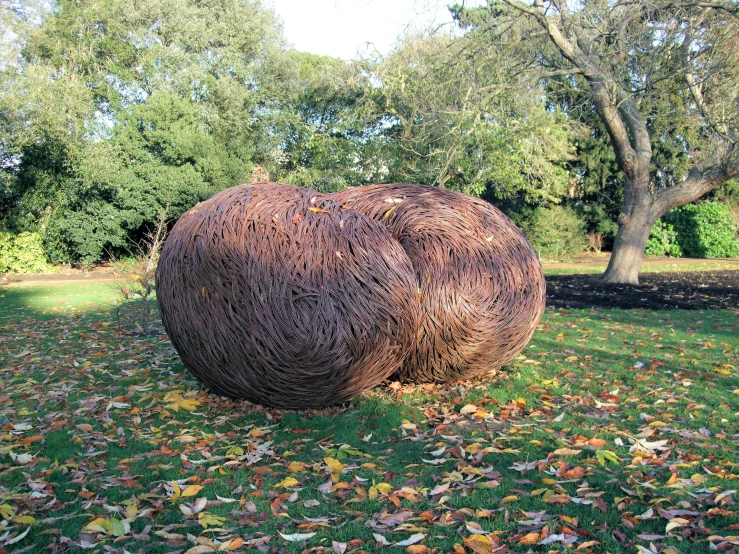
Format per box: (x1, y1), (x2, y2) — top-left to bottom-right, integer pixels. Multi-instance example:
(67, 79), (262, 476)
(0, 284), (738, 553)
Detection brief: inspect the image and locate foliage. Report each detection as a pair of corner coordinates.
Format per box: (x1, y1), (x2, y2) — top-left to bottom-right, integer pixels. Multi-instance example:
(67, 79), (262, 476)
(710, 179), (739, 234)
(665, 202), (739, 258)
(116, 212), (167, 335)
(0, 280), (737, 552)
(1, 0), (293, 263)
(358, 34), (581, 201)
(0, 230), (55, 274)
(645, 220), (683, 257)
(271, 52), (385, 192)
(524, 205), (587, 261)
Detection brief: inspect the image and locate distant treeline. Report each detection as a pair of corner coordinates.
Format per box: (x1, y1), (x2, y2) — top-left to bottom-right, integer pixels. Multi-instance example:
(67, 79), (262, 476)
(1, 0), (737, 269)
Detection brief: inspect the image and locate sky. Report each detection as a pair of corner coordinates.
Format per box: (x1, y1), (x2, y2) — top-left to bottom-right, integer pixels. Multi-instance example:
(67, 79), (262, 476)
(268, 0), (481, 60)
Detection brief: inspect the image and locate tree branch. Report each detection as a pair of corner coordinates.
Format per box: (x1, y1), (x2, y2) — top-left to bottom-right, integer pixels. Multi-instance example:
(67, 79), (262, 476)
(655, 146), (739, 212)
(539, 68), (583, 78)
(501, 0), (648, 176)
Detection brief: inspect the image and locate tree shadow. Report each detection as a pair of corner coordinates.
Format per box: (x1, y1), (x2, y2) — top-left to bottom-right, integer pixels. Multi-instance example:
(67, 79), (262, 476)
(546, 271), (739, 310)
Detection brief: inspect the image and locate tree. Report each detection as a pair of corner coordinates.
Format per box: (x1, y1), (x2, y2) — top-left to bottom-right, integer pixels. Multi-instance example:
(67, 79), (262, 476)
(275, 37), (581, 200)
(456, 0), (739, 283)
(358, 33), (581, 201)
(271, 51), (387, 192)
(1, 0), (294, 262)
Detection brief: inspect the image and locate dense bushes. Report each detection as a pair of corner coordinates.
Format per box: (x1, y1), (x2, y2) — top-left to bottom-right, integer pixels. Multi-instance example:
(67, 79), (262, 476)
(664, 202), (739, 258)
(645, 220), (682, 257)
(524, 205), (588, 260)
(0, 231), (55, 274)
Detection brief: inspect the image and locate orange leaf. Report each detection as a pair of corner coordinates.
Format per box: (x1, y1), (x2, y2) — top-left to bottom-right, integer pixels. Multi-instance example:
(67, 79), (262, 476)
(519, 532), (541, 545)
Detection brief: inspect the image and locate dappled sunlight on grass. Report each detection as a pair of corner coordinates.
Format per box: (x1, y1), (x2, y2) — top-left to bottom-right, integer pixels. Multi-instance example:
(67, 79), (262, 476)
(0, 283), (123, 319)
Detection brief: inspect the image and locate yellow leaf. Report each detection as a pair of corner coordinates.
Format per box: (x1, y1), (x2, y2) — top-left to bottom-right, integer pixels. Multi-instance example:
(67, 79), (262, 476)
(501, 495), (519, 503)
(287, 461), (308, 473)
(198, 512), (226, 528)
(13, 515), (36, 525)
(324, 457), (345, 482)
(691, 474), (707, 485)
(374, 482), (393, 494)
(83, 517), (110, 534)
(179, 398), (201, 412)
(171, 481), (181, 500)
(716, 368), (731, 375)
(308, 207), (330, 214)
(0, 504), (14, 519)
(649, 421), (668, 427)
(181, 485), (203, 497)
(275, 477), (299, 489)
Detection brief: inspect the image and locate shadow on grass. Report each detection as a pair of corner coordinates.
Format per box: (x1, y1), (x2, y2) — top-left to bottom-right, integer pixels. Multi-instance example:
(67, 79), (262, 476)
(546, 271), (739, 310)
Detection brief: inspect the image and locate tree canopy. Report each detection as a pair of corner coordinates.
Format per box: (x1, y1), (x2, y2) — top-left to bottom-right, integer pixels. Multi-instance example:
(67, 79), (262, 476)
(1, 0), (738, 272)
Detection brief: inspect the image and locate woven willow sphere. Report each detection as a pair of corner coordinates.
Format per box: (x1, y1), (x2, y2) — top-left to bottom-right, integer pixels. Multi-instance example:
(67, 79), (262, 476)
(156, 183), (419, 409)
(332, 183), (546, 383)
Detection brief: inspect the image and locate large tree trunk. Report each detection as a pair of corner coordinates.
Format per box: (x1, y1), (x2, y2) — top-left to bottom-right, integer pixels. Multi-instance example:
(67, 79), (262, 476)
(602, 174), (658, 285)
(602, 209), (657, 285)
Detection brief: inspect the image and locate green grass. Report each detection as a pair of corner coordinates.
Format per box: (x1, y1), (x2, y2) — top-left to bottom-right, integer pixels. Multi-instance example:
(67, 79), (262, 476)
(0, 282), (737, 553)
(544, 258), (739, 275)
(543, 259), (739, 276)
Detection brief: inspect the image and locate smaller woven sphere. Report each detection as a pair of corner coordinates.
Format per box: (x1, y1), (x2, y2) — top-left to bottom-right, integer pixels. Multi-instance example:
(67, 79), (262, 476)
(332, 183), (546, 383)
(156, 183), (419, 409)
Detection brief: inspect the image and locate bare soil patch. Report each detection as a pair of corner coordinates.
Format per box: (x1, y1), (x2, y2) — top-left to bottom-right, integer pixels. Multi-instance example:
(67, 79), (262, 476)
(546, 269), (739, 310)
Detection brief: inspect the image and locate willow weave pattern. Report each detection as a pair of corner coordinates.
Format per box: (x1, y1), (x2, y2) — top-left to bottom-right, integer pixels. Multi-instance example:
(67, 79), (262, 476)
(332, 183), (546, 383)
(156, 183), (419, 409)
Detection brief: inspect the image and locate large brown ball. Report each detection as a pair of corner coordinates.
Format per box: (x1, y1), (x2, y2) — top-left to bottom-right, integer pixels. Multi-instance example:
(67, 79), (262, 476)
(332, 184), (545, 383)
(156, 183), (419, 409)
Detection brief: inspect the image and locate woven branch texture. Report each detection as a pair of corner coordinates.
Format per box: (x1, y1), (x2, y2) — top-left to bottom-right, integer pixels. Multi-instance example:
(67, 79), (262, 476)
(156, 183), (419, 409)
(332, 183), (546, 383)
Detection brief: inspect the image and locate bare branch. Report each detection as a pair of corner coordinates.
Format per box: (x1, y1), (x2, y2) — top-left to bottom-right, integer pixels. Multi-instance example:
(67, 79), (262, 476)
(540, 68), (583, 77)
(656, 149), (739, 211)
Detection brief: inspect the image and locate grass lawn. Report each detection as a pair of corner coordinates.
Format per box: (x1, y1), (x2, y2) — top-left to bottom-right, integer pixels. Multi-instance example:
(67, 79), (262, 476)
(0, 281), (738, 553)
(542, 260), (739, 276)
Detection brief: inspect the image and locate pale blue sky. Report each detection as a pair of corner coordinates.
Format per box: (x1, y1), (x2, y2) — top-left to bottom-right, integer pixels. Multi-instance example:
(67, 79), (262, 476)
(268, 0), (482, 60)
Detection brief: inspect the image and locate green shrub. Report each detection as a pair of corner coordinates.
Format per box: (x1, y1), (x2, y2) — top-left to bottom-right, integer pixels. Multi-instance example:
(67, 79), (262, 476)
(664, 202), (739, 258)
(645, 220), (682, 257)
(525, 205), (588, 261)
(0, 231), (56, 274)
